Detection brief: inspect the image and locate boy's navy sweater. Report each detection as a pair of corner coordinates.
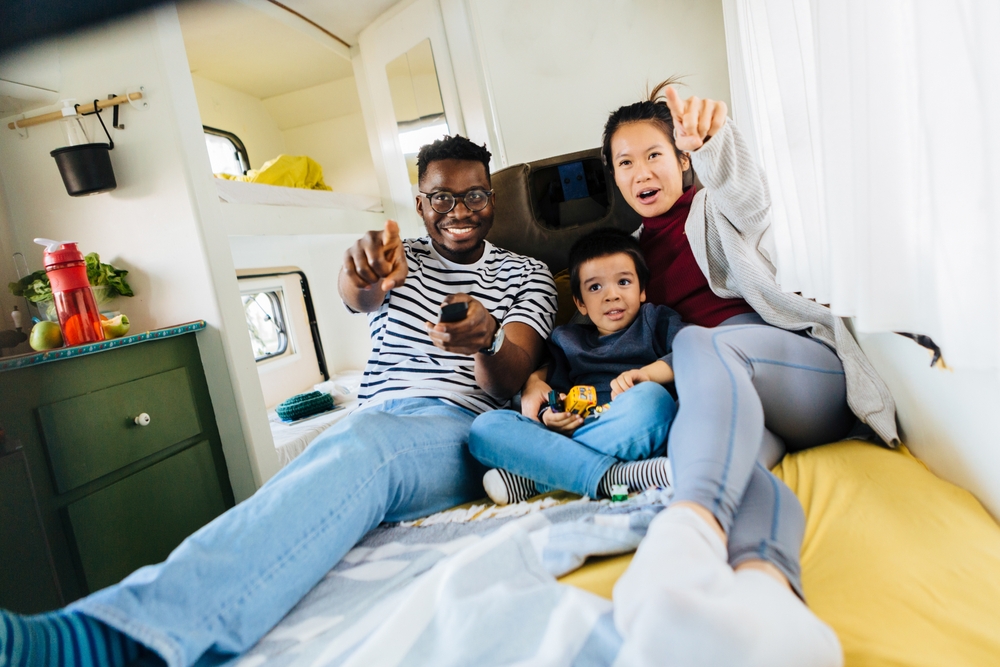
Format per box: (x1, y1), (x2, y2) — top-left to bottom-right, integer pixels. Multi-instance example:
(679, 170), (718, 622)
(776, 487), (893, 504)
(546, 303), (687, 405)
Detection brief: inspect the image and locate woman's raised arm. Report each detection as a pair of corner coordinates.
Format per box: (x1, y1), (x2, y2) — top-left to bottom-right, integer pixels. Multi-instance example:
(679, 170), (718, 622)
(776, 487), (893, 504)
(665, 88), (772, 237)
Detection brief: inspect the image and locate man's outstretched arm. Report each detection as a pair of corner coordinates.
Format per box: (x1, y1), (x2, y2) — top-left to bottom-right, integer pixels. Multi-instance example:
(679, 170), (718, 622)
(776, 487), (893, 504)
(339, 220), (407, 313)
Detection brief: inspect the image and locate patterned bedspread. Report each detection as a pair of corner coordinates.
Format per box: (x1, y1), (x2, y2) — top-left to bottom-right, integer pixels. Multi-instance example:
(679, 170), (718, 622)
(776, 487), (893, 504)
(226, 490), (672, 666)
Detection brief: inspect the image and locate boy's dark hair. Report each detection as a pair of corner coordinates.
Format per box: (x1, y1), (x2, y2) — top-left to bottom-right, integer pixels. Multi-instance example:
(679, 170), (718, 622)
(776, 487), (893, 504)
(416, 135), (492, 184)
(568, 227), (650, 301)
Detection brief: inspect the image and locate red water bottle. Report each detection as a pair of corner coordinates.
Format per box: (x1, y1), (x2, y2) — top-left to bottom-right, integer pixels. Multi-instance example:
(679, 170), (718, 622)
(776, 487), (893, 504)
(35, 238), (105, 346)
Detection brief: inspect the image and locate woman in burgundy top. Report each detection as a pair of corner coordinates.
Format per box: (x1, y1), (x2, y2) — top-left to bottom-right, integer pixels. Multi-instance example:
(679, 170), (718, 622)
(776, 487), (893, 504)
(523, 82), (856, 667)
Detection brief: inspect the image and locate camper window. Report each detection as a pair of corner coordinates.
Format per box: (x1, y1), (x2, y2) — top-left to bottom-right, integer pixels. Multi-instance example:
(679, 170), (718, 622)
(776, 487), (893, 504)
(204, 126), (249, 177)
(242, 290), (289, 362)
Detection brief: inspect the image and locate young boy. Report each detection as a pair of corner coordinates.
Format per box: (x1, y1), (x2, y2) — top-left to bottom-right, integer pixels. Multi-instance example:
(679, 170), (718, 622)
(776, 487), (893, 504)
(469, 228), (686, 505)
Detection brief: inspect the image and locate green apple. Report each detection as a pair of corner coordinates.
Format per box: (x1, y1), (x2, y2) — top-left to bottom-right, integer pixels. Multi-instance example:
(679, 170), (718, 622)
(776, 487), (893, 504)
(101, 314), (130, 338)
(29, 321), (63, 350)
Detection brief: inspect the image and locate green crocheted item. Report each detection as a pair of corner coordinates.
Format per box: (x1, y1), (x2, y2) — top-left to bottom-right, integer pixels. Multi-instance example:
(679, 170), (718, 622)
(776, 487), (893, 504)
(276, 391), (334, 421)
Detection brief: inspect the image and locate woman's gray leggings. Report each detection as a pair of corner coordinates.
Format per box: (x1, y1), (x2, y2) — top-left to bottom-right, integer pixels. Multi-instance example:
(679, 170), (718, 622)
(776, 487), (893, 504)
(669, 316), (856, 599)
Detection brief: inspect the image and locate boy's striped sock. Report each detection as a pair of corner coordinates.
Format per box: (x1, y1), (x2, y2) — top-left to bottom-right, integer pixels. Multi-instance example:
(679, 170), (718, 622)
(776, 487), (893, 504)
(483, 468), (538, 506)
(0, 608), (148, 667)
(599, 457), (672, 498)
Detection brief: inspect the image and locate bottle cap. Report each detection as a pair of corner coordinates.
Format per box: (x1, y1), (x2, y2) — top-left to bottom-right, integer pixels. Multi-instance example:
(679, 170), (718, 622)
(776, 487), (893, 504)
(34, 238), (83, 269)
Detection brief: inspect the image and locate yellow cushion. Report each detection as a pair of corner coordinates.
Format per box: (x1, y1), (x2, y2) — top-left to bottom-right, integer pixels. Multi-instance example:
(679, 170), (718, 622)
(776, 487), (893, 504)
(560, 441), (1000, 667)
(773, 441), (1000, 667)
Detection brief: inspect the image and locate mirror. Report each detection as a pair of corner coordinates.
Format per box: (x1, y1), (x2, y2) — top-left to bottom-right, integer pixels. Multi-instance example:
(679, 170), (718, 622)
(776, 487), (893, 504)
(386, 39), (449, 187)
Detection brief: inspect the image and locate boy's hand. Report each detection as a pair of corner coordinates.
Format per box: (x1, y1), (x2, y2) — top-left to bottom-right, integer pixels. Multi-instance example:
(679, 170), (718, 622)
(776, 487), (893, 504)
(521, 368), (552, 421)
(610, 360), (674, 399)
(542, 399), (584, 435)
(610, 369), (650, 399)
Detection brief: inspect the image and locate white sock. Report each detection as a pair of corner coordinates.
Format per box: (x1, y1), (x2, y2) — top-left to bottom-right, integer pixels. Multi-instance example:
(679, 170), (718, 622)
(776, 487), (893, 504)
(482, 468), (537, 506)
(613, 506), (732, 637)
(616, 569), (843, 667)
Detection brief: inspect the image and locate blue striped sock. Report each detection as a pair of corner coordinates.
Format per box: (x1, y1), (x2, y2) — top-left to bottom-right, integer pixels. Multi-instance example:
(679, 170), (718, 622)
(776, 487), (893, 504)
(0, 609), (143, 667)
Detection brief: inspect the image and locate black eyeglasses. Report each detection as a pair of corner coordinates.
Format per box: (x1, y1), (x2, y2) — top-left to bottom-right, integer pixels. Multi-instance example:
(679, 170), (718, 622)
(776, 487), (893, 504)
(419, 189), (493, 214)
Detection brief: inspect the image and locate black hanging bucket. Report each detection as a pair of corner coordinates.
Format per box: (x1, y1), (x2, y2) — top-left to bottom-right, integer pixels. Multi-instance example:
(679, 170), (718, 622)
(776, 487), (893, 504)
(50, 101), (117, 197)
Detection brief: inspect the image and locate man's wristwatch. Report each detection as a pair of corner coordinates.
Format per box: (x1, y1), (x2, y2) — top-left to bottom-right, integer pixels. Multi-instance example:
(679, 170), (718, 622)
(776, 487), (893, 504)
(479, 318), (505, 356)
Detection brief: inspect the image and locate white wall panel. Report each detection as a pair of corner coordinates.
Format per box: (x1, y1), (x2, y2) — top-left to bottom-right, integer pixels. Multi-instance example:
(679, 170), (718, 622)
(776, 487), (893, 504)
(465, 0), (732, 165)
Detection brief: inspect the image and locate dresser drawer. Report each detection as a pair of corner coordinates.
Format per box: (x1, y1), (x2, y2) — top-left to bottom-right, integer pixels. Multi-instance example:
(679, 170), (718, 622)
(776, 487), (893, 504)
(38, 367), (202, 493)
(65, 440), (228, 592)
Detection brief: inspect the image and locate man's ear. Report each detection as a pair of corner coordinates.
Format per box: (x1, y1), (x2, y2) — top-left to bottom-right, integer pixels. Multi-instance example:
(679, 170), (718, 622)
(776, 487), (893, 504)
(415, 193), (425, 216)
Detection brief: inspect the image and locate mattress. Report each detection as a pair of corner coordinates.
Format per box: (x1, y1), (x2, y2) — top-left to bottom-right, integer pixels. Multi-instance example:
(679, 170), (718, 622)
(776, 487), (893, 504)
(215, 178), (383, 212)
(269, 402), (359, 467)
(239, 440), (1000, 666)
(270, 372), (364, 466)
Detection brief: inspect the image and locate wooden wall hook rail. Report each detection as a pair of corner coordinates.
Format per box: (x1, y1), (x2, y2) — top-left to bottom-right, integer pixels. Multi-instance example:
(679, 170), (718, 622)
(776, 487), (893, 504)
(6, 92), (144, 131)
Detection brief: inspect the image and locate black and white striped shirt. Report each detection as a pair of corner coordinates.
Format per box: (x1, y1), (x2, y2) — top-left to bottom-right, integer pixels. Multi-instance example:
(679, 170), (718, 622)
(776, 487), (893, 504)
(354, 237), (558, 414)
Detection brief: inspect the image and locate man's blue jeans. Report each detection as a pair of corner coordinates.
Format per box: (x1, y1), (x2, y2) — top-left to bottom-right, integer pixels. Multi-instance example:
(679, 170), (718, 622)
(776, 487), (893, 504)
(469, 382), (676, 498)
(70, 398), (484, 667)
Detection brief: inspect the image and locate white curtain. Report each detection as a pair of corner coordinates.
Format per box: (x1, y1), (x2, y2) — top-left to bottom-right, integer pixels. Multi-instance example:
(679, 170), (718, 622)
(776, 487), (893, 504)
(722, 0), (1000, 371)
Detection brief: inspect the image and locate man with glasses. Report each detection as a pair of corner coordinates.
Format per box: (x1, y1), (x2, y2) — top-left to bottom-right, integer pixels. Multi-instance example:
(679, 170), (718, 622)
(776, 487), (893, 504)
(0, 135), (558, 667)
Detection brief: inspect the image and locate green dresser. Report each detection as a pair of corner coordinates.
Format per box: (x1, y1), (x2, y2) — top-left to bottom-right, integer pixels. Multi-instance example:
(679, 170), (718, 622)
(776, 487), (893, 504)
(0, 326), (234, 613)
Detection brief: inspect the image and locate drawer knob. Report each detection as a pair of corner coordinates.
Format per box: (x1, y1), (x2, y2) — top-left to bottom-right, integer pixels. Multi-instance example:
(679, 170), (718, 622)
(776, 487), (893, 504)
(134, 413), (151, 427)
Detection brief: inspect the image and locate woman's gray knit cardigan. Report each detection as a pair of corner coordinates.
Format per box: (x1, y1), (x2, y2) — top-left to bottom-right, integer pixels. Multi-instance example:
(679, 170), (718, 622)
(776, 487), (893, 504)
(680, 119), (899, 446)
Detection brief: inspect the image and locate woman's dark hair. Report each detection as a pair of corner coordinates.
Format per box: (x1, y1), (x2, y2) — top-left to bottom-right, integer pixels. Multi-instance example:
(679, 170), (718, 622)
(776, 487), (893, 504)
(568, 227), (650, 301)
(416, 134), (492, 183)
(601, 77), (687, 172)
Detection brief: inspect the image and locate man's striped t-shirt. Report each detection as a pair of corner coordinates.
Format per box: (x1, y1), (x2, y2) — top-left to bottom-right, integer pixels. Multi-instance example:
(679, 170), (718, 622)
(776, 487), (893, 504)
(353, 237), (557, 414)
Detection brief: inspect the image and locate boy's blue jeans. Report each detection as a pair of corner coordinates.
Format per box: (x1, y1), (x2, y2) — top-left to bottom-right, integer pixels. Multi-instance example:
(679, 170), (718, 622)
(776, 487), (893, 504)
(70, 398), (484, 667)
(468, 382), (676, 498)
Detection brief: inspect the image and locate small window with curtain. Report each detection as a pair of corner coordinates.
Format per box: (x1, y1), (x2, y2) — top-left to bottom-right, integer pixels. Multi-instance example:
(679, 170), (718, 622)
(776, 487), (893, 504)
(243, 290), (289, 362)
(204, 126), (250, 177)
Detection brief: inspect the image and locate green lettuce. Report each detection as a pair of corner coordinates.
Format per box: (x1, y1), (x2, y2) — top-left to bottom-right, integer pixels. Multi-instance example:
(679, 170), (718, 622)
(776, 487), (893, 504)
(84, 253), (134, 297)
(7, 270), (51, 303)
(7, 253), (134, 302)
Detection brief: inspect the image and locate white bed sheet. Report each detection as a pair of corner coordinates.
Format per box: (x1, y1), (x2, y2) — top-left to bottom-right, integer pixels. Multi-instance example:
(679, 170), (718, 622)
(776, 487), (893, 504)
(215, 178), (383, 212)
(269, 401), (359, 467)
(270, 371), (365, 467)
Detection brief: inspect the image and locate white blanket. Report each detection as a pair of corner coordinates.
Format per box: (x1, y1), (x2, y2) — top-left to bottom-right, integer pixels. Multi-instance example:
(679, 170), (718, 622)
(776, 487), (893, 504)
(228, 489), (672, 666)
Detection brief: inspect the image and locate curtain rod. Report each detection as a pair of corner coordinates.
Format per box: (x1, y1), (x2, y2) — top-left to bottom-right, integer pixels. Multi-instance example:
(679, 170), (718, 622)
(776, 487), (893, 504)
(7, 92), (143, 131)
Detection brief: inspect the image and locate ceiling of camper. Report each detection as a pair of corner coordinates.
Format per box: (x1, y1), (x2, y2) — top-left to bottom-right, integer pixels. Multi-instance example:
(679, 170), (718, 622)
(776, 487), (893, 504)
(177, 0), (398, 100)
(282, 0), (401, 45)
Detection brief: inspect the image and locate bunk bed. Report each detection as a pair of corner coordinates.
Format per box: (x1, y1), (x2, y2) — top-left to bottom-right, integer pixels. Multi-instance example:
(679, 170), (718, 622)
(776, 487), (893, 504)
(215, 178), (383, 212)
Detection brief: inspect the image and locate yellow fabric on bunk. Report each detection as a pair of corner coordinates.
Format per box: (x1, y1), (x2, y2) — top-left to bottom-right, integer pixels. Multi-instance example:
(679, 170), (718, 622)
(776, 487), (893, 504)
(776, 441), (1000, 667)
(559, 440), (1000, 667)
(217, 154), (332, 190)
